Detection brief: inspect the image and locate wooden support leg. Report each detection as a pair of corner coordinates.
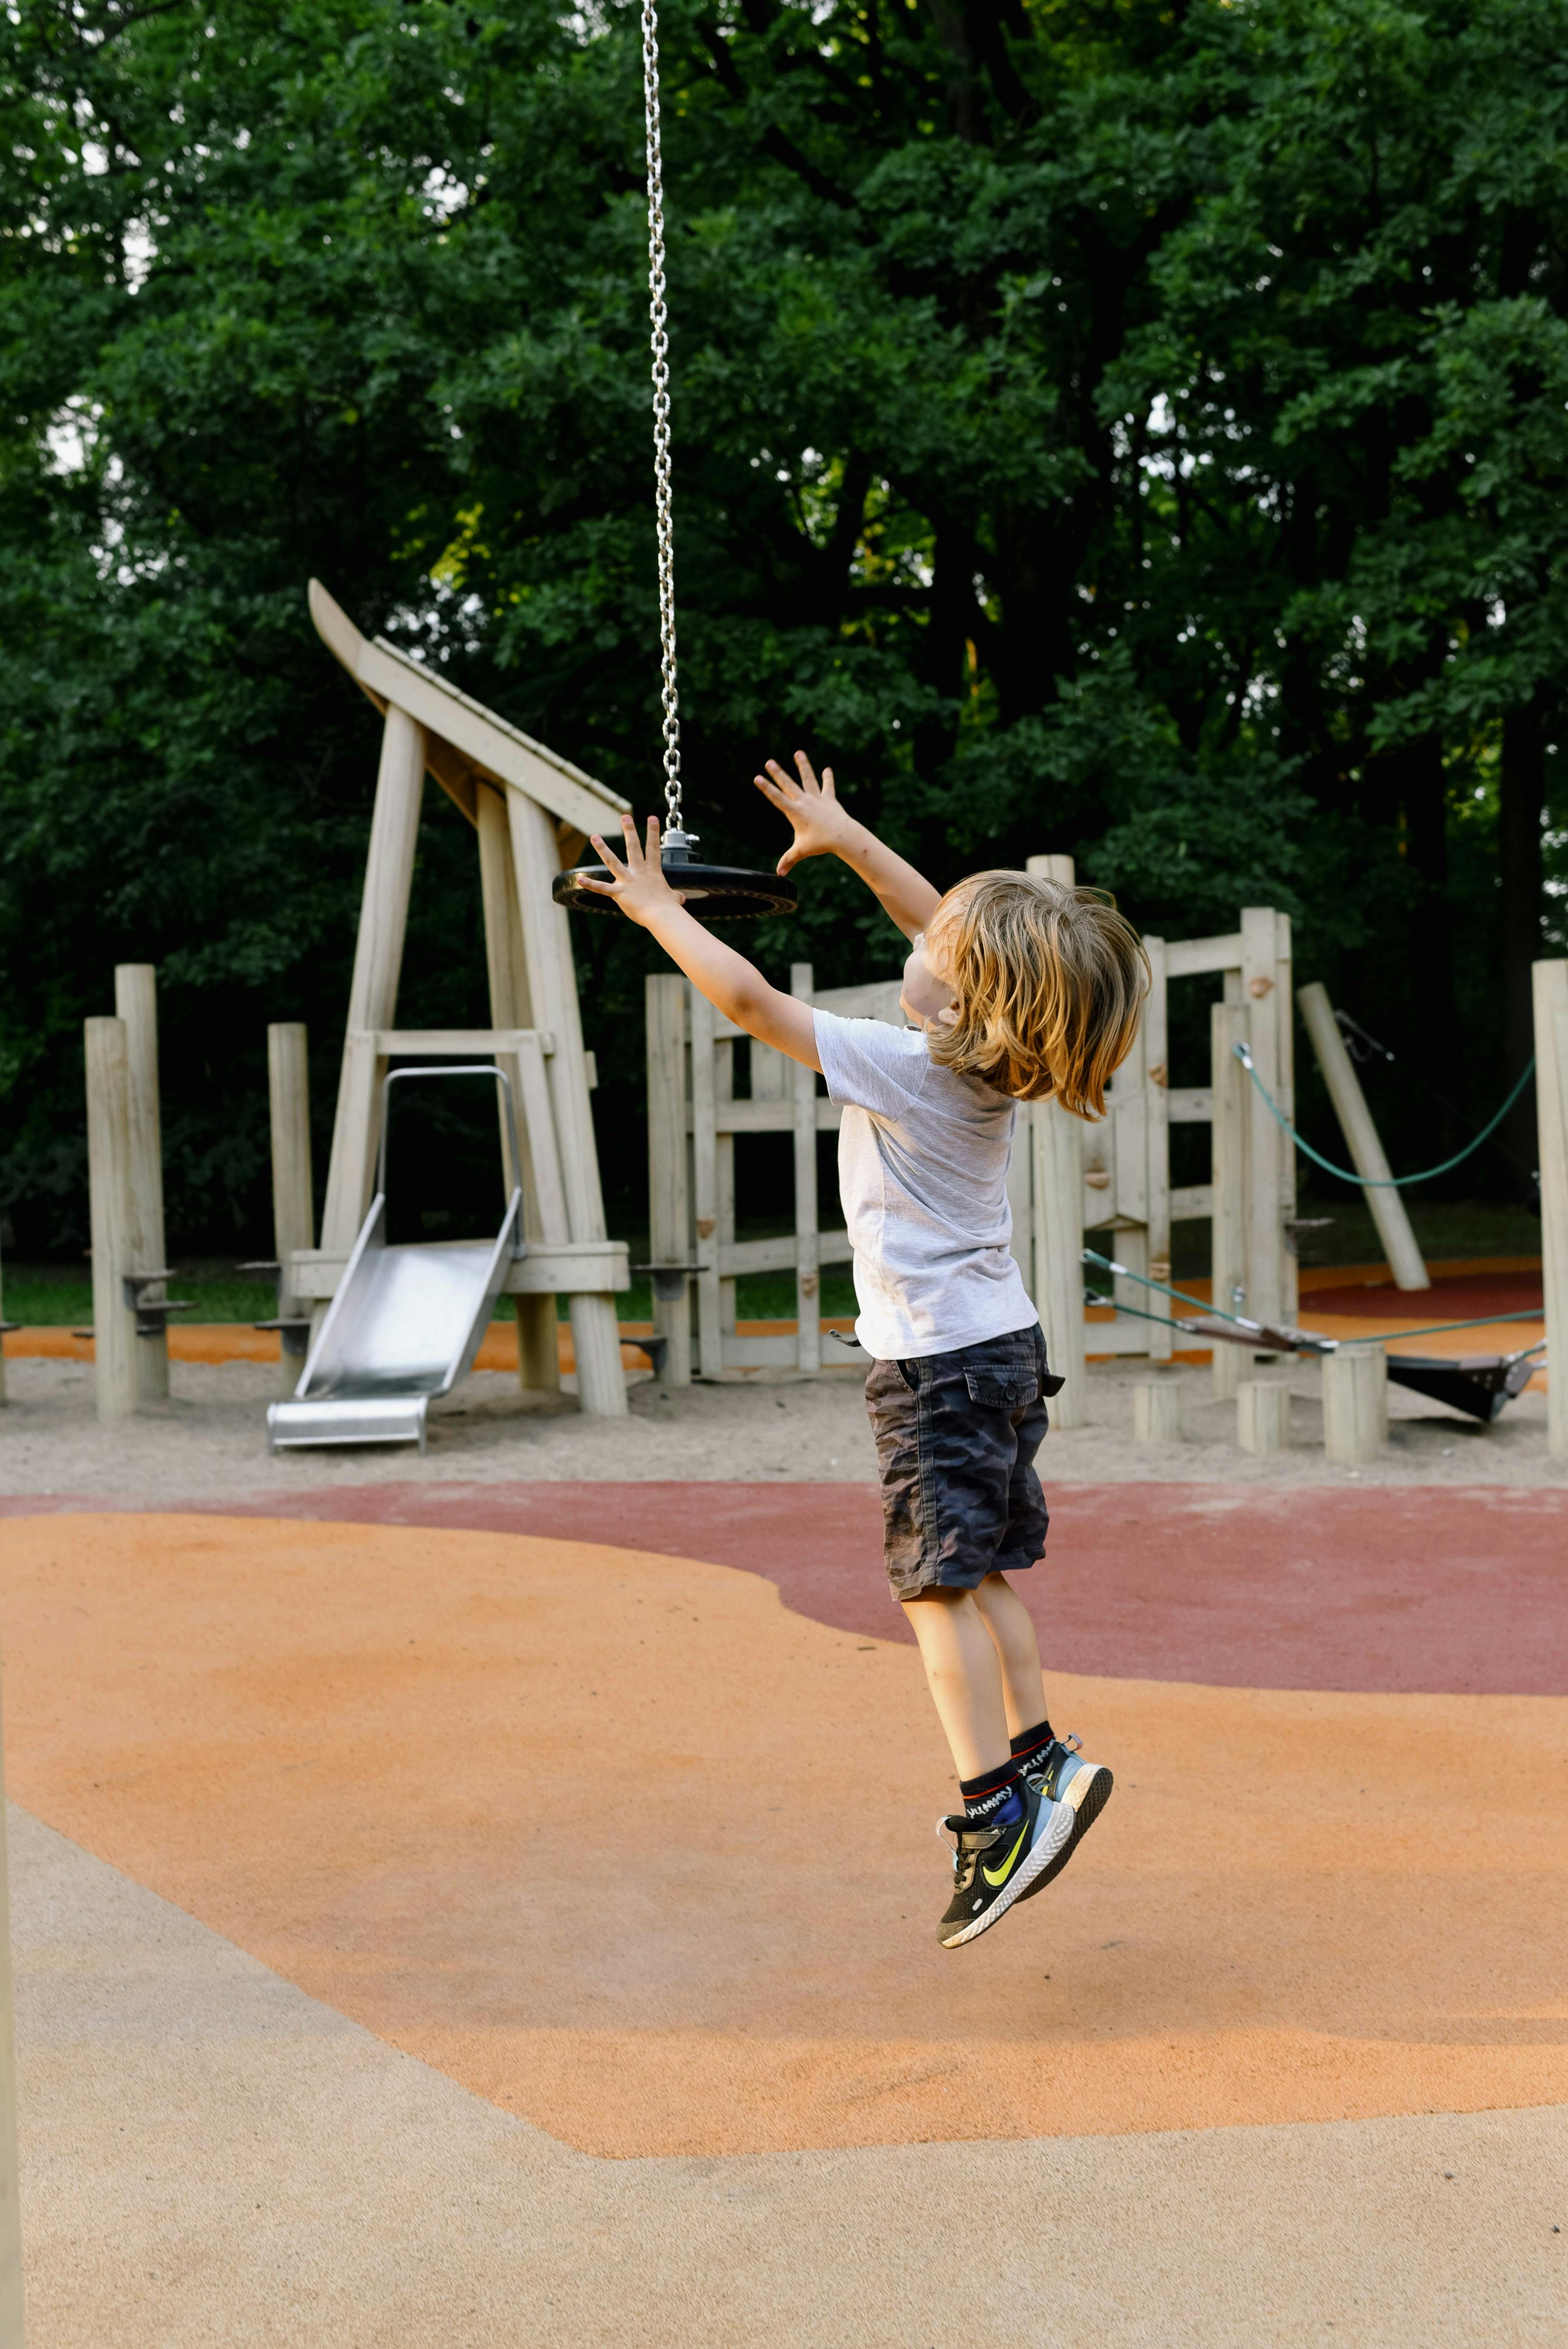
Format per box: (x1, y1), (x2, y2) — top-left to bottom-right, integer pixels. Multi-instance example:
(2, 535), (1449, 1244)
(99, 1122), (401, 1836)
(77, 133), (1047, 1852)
(646, 974), (692, 1388)
(1274, 913), (1300, 1328)
(1142, 938), (1174, 1362)
(267, 1023), (315, 1398)
(1322, 1342), (1386, 1464)
(476, 783), (558, 1395)
(1533, 959), (1568, 1459)
(1210, 1002), (1250, 1402)
(85, 1016), (139, 1422)
(319, 707), (426, 1257)
(792, 963), (821, 1377)
(689, 984), (724, 1380)
(114, 963), (169, 1404)
(0, 1681), (23, 2348)
(1032, 1098), (1086, 1427)
(508, 790), (626, 1417)
(1241, 908), (1287, 1336)
(1296, 982), (1430, 1292)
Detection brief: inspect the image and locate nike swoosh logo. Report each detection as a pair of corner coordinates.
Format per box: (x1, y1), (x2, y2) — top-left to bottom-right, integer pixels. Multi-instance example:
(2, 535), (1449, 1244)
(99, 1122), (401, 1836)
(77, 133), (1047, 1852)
(981, 1819), (1030, 1889)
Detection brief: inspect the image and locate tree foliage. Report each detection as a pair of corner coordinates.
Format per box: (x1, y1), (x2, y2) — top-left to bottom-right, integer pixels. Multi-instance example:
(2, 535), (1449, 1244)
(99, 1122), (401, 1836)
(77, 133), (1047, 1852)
(2, 0), (1565, 1248)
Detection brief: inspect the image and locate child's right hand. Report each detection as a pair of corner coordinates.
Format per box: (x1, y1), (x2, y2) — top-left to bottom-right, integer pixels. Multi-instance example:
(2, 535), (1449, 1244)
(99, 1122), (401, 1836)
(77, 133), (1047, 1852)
(753, 751), (854, 875)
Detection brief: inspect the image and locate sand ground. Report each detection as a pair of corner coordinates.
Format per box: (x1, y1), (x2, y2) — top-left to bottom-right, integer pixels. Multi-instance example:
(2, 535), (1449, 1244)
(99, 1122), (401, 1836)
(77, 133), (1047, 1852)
(1, 1346), (1560, 1501)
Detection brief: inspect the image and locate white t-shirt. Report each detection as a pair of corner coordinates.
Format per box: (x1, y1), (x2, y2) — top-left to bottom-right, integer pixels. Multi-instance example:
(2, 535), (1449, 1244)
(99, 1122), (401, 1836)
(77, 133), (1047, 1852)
(813, 1009), (1038, 1361)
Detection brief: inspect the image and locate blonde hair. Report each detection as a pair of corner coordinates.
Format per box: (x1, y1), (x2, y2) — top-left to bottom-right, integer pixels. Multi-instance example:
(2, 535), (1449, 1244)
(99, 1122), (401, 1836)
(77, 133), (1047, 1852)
(924, 870), (1148, 1117)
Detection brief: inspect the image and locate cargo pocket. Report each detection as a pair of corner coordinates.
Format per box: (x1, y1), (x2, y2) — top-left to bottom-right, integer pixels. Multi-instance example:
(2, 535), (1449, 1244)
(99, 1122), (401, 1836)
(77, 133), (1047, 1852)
(963, 1366), (1040, 1411)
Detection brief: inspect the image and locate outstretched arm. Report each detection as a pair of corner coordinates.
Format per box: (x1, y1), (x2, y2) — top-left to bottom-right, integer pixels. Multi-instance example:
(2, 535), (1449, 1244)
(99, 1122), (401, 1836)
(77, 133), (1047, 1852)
(753, 752), (940, 942)
(579, 815), (821, 1072)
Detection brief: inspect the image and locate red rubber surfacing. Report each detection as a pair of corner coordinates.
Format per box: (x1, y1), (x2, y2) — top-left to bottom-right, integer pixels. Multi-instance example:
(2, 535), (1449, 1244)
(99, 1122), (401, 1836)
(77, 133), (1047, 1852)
(8, 1480), (1562, 1696)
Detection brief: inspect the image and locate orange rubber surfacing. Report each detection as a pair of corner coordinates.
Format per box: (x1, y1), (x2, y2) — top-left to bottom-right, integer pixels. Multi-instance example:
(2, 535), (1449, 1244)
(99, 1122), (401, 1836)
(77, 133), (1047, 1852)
(2, 1513), (1565, 2159)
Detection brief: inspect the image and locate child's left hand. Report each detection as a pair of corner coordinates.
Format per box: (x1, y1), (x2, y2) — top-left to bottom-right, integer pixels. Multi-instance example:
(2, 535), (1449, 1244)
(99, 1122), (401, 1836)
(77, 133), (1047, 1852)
(581, 814), (687, 928)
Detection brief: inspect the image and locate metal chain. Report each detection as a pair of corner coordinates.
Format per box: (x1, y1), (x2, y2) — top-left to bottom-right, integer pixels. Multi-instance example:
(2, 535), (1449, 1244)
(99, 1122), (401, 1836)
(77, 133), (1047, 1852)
(641, 0), (684, 837)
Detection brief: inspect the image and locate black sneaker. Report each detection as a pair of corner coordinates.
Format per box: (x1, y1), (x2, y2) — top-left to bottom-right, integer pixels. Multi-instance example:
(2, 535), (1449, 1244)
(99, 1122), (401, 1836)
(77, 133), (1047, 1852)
(935, 1776), (1074, 1949)
(1013, 1734), (1112, 1904)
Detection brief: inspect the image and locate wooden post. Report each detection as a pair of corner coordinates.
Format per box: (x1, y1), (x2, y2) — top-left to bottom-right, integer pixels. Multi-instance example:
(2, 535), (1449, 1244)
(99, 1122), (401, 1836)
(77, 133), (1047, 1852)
(0, 1252), (6, 1407)
(1024, 855), (1087, 1412)
(1533, 959), (1568, 1458)
(319, 706), (425, 1256)
(476, 784), (558, 1394)
(507, 790), (627, 1416)
(1210, 1001), (1250, 1401)
(114, 964), (169, 1404)
(1273, 913), (1300, 1328)
(0, 1674), (23, 2348)
(1296, 982), (1430, 1293)
(1032, 1099), (1086, 1426)
(646, 975), (692, 1388)
(1133, 1378), (1180, 1442)
(717, 1038), (738, 1341)
(267, 1023), (315, 1398)
(1322, 1342), (1387, 1464)
(85, 1016), (138, 1422)
(688, 984), (724, 1380)
(1142, 937), (1173, 1362)
(1240, 909), (1287, 1334)
(1238, 1380), (1291, 1455)
(792, 964), (821, 1376)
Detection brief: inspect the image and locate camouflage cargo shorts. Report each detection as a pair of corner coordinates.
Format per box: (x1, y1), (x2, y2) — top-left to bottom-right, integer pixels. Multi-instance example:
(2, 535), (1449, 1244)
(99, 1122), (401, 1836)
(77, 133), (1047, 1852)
(863, 1323), (1065, 1602)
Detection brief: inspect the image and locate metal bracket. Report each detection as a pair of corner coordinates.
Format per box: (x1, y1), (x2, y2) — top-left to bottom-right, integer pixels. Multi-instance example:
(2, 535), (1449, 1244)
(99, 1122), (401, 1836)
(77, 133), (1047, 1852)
(632, 1261), (700, 1302)
(121, 1270), (195, 1338)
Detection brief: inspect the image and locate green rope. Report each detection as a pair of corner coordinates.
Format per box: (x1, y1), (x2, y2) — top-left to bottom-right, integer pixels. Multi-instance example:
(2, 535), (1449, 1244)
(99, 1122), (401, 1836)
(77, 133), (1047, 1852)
(1235, 1043), (1535, 1187)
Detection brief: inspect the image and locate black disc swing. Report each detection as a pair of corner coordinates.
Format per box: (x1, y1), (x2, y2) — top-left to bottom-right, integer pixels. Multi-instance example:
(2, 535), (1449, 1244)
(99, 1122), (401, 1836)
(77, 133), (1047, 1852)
(552, 3), (796, 922)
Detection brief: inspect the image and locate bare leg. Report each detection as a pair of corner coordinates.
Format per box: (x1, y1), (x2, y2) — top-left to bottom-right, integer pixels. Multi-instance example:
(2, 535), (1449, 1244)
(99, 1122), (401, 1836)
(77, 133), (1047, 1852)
(900, 1588), (1010, 1782)
(971, 1571), (1047, 1740)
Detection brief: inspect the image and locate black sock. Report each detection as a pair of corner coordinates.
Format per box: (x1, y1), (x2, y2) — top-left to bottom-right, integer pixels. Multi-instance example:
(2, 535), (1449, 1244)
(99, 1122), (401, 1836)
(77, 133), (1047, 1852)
(1009, 1719), (1056, 1771)
(960, 1760), (1024, 1829)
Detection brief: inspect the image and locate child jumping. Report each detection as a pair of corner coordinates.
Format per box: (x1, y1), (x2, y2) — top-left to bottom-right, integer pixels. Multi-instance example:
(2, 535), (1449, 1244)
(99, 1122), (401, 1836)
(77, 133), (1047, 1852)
(585, 755), (1147, 1948)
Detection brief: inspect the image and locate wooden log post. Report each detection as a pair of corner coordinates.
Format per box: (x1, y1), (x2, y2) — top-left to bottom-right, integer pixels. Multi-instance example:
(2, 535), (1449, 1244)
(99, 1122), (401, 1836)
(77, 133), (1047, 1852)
(475, 783), (558, 1394)
(1142, 937), (1173, 1362)
(1238, 1380), (1291, 1455)
(1534, 959), (1568, 1459)
(1032, 1100), (1086, 1427)
(1273, 913), (1300, 1329)
(508, 791), (627, 1416)
(1240, 909), (1288, 1339)
(792, 964), (821, 1376)
(1210, 1001), (1250, 1402)
(114, 964), (169, 1405)
(1132, 1377), (1180, 1443)
(1322, 1341), (1387, 1465)
(319, 707), (426, 1261)
(85, 1016), (139, 1422)
(688, 983), (724, 1380)
(645, 974), (692, 1387)
(267, 1023), (315, 1398)
(0, 1675), (23, 2348)
(1023, 855), (1088, 1417)
(1296, 982), (1430, 1293)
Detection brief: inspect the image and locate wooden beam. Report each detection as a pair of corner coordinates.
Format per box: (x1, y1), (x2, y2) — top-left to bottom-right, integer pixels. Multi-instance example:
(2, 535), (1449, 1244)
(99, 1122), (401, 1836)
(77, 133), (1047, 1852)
(1295, 982), (1430, 1293)
(289, 1238), (629, 1301)
(1210, 1001), (1249, 1401)
(1533, 959), (1568, 1459)
(114, 963), (169, 1405)
(308, 579), (629, 839)
(319, 705), (424, 1256)
(1032, 1099), (1085, 1426)
(792, 963), (821, 1375)
(267, 1022), (315, 1396)
(646, 974), (692, 1387)
(1165, 933), (1245, 980)
(84, 1016), (138, 1422)
(689, 983), (724, 1380)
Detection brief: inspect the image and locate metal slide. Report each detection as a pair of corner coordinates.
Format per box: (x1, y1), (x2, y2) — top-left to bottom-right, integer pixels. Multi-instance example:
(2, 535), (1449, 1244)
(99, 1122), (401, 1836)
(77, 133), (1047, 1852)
(267, 1066), (525, 1454)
